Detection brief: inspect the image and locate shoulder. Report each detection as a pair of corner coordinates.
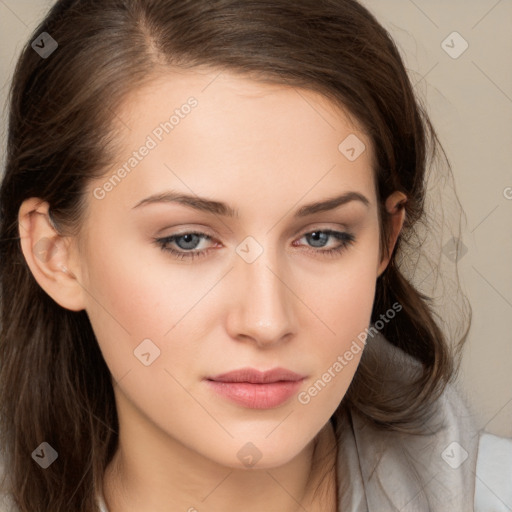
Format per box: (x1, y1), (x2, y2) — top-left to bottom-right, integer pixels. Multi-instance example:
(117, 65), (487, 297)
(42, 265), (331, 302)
(338, 333), (480, 511)
(474, 431), (512, 511)
(350, 384), (479, 511)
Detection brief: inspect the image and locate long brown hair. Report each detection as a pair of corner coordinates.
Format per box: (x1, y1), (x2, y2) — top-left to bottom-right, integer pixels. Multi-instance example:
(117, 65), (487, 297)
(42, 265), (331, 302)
(0, 0), (470, 510)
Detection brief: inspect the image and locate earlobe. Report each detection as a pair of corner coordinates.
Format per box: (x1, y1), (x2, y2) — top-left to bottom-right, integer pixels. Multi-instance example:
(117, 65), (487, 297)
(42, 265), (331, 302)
(377, 191), (407, 277)
(18, 198), (86, 311)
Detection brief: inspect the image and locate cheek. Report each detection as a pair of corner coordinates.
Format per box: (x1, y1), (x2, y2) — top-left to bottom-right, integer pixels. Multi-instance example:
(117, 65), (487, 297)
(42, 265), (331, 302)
(307, 237), (380, 337)
(79, 230), (209, 381)
(299, 236), (380, 381)
(316, 274), (376, 358)
(286, 252), (379, 444)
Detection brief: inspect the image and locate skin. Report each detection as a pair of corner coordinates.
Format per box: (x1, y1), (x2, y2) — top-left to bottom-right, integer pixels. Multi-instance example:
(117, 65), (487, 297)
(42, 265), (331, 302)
(18, 68), (406, 512)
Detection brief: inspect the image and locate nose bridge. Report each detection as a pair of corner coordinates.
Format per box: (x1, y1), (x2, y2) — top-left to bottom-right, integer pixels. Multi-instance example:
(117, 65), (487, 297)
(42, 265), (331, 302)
(229, 236), (295, 345)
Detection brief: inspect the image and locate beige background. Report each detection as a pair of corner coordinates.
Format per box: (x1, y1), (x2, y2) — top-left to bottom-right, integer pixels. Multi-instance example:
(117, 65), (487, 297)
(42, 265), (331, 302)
(1, 0), (511, 437)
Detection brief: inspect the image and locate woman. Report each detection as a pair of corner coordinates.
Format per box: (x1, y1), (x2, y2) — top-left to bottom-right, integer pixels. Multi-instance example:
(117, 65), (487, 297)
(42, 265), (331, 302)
(0, 0), (487, 510)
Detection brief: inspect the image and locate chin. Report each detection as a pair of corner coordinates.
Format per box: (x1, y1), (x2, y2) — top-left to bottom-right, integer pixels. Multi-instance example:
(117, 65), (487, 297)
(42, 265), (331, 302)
(212, 435), (313, 471)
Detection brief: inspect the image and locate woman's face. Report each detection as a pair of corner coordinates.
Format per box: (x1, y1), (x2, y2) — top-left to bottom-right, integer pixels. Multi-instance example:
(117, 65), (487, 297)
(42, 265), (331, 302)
(76, 68), (386, 469)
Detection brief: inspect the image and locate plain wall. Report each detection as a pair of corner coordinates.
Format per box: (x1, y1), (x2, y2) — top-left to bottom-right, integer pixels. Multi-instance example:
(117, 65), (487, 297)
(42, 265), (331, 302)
(1, 0), (511, 437)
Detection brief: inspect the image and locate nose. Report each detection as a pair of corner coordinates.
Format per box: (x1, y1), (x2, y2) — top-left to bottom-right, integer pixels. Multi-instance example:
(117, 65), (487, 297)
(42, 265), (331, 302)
(225, 247), (296, 348)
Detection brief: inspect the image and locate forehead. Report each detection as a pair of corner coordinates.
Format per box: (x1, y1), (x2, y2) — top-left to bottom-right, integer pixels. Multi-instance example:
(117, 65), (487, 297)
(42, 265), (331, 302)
(87, 68), (376, 220)
(119, 67), (367, 140)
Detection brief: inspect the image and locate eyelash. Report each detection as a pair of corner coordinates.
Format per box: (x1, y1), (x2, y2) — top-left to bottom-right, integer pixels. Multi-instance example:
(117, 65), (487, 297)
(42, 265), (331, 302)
(153, 229), (356, 261)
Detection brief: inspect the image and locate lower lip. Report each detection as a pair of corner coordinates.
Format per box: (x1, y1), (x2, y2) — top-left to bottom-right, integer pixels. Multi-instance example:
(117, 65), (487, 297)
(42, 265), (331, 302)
(205, 379), (304, 409)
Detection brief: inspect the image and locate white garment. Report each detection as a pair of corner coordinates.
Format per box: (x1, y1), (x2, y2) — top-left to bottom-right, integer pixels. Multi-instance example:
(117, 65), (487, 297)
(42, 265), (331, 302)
(474, 432), (512, 511)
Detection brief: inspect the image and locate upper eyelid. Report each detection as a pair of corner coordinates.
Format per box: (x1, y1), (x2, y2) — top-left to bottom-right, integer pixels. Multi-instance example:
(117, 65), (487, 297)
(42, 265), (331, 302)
(159, 221), (352, 237)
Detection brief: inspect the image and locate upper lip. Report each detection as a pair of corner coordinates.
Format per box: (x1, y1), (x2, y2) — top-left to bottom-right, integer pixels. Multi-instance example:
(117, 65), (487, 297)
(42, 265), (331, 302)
(207, 367), (305, 384)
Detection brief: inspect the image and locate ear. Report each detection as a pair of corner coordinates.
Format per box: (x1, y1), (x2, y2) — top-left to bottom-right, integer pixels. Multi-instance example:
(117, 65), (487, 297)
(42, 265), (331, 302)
(18, 198), (86, 311)
(377, 191), (407, 277)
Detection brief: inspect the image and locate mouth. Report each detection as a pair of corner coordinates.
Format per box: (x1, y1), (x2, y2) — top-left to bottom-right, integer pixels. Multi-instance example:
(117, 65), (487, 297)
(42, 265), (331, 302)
(204, 367), (306, 409)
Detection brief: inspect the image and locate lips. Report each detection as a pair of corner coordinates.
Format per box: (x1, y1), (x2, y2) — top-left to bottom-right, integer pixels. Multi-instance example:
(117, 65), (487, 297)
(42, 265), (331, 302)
(205, 367), (306, 409)
(208, 367), (305, 384)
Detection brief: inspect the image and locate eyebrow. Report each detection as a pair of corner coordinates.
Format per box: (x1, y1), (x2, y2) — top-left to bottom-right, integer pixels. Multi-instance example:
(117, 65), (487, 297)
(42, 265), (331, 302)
(131, 190), (370, 218)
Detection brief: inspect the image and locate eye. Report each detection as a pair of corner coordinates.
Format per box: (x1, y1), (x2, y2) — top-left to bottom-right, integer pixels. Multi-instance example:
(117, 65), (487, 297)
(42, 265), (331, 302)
(153, 232), (215, 261)
(293, 229), (356, 257)
(153, 229), (356, 261)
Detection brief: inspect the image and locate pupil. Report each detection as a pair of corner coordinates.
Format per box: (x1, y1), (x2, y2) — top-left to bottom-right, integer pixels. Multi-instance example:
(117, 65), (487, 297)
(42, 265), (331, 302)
(309, 231), (327, 247)
(178, 234), (199, 250)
